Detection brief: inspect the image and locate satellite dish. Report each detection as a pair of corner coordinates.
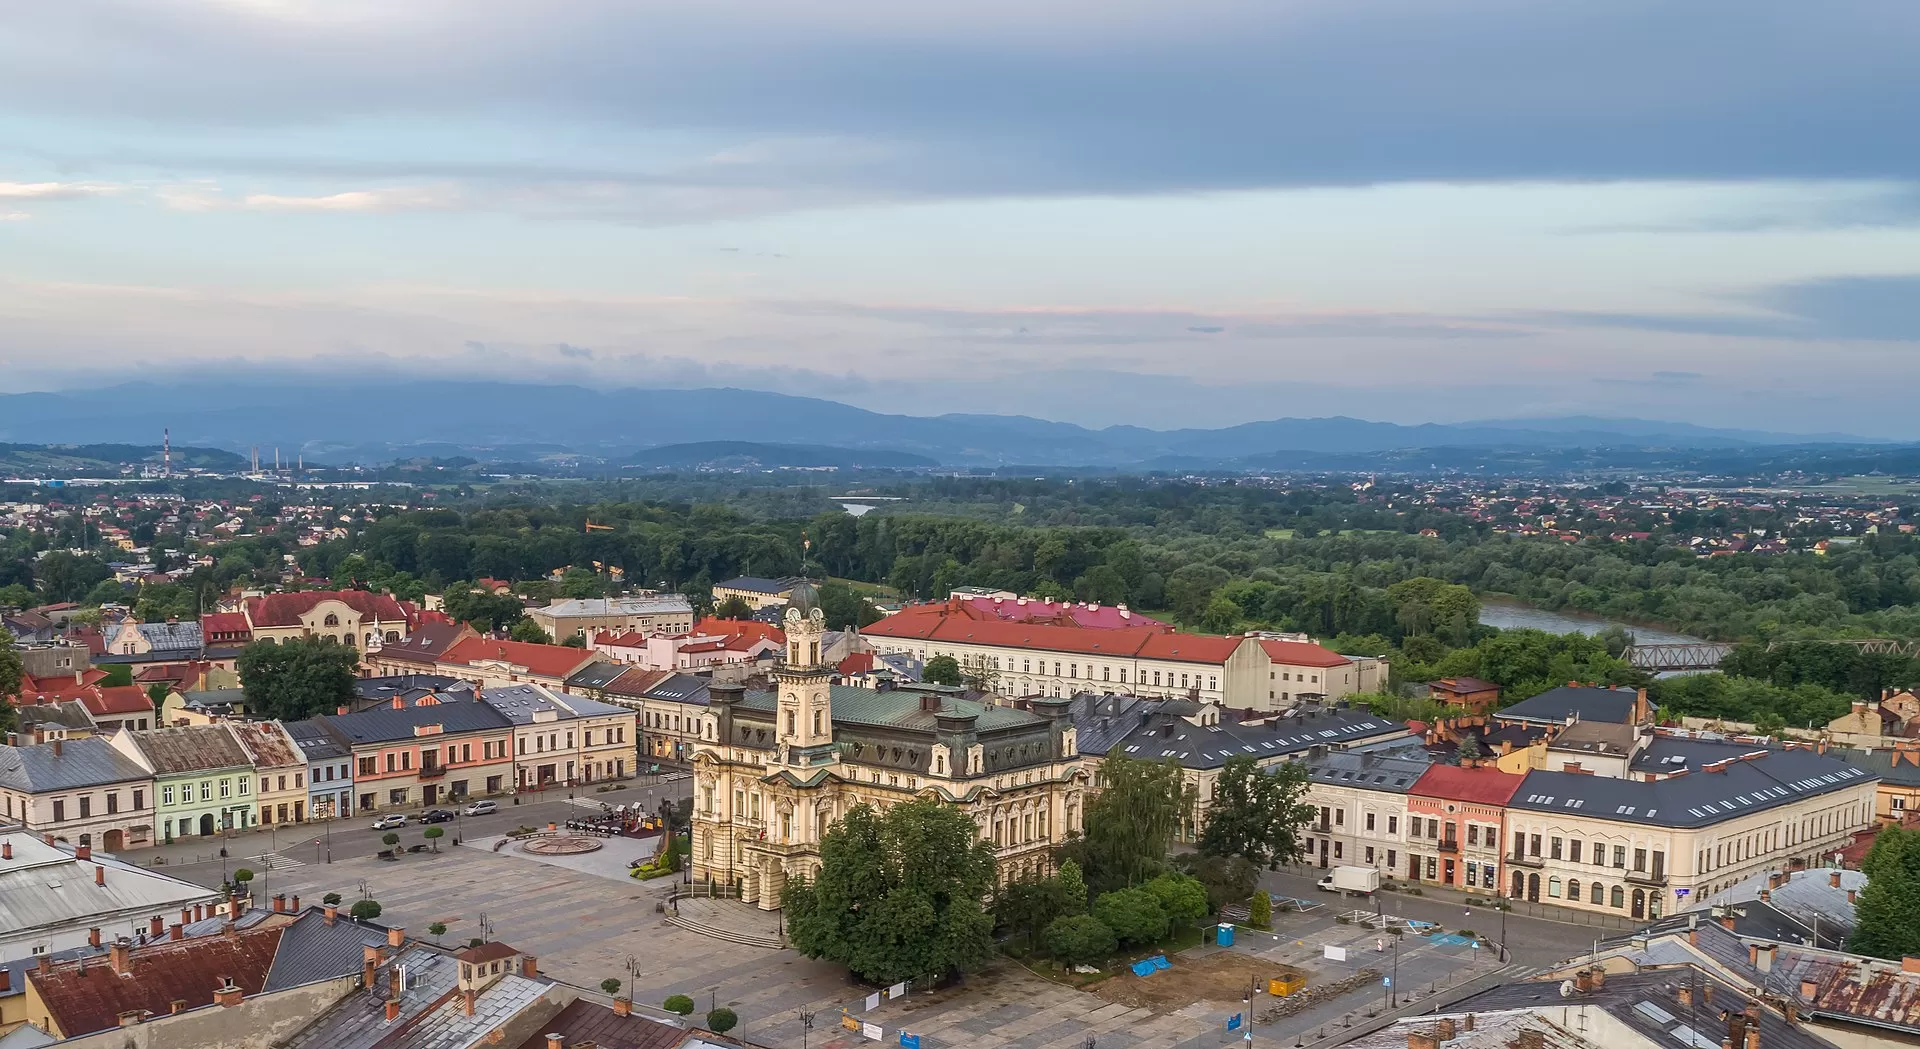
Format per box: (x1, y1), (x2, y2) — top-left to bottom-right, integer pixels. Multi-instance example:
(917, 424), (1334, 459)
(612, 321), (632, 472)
(1560, 980), (1576, 998)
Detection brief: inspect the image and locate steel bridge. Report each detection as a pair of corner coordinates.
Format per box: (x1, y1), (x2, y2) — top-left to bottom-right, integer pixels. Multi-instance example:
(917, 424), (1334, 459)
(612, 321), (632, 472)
(1624, 637), (1920, 672)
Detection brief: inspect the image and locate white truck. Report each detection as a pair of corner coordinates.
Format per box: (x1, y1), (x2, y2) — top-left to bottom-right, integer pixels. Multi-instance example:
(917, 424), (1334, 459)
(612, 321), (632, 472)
(1317, 865), (1381, 896)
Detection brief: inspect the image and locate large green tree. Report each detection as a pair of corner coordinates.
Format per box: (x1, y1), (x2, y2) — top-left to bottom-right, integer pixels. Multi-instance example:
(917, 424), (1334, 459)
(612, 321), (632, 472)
(991, 861), (1087, 948)
(1852, 827), (1920, 959)
(921, 655), (963, 687)
(1061, 754), (1192, 895)
(236, 638), (360, 720)
(1197, 756), (1316, 867)
(784, 799), (998, 985)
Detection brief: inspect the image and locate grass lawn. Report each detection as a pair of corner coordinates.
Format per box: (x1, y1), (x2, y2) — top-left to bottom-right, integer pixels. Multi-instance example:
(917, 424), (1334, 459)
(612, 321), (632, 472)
(828, 576), (899, 598)
(1008, 923), (1208, 989)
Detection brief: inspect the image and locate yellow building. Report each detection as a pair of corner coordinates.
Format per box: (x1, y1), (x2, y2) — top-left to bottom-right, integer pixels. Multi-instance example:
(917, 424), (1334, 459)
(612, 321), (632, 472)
(691, 585), (1091, 908)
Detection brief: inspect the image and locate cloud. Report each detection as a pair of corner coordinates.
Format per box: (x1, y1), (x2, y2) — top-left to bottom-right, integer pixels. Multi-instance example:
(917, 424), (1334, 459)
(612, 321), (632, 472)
(779, 301), (1532, 345)
(1515, 275), (1920, 343)
(3, 1), (1917, 208)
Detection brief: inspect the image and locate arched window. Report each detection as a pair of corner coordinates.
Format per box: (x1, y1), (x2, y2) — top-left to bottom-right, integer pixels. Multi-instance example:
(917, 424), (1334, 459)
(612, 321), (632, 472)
(1610, 885), (1625, 908)
(386, 631), (400, 644)
(1590, 882), (1603, 904)
(1566, 879), (1580, 902)
(323, 613), (340, 627)
(1547, 876), (1562, 898)
(1510, 871), (1524, 898)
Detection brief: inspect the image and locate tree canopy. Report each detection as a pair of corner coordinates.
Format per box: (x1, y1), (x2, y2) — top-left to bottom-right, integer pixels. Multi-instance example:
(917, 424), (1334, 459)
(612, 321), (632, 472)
(1851, 827), (1920, 959)
(784, 799), (999, 984)
(1197, 756), (1316, 867)
(236, 637), (360, 721)
(921, 655), (963, 687)
(1062, 754), (1192, 896)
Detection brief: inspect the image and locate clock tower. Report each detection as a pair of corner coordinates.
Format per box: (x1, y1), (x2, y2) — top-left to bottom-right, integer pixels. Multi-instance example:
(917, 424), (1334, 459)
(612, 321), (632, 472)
(775, 581), (835, 765)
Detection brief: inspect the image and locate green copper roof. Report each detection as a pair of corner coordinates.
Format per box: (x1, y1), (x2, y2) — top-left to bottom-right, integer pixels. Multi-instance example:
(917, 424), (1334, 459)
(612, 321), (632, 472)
(739, 685), (1041, 733)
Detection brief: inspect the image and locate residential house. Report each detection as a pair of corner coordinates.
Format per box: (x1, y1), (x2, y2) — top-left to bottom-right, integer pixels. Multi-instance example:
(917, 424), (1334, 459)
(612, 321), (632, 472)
(11, 702), (96, 742)
(282, 939), (571, 1049)
(570, 666), (715, 763)
(473, 685), (636, 790)
(599, 617), (784, 672)
(1835, 742), (1920, 821)
(1299, 748), (1432, 872)
(109, 725), (257, 842)
(524, 595), (695, 643)
(319, 699), (516, 812)
(427, 637), (599, 692)
(227, 721), (309, 826)
(1494, 685), (1652, 728)
(1254, 636), (1375, 707)
(236, 590), (412, 652)
(284, 719), (354, 821)
(159, 687), (250, 726)
(346, 673), (466, 712)
(1404, 764), (1524, 895)
(1425, 676), (1502, 712)
(357, 622), (476, 679)
(0, 736), (155, 851)
(198, 611), (252, 647)
(99, 620), (204, 661)
(74, 687), (155, 734)
(1684, 866), (1867, 950)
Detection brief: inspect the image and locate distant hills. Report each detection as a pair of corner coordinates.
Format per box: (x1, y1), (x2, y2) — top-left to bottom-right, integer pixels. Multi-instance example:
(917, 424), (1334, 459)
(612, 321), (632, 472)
(0, 379), (1894, 469)
(624, 442), (937, 470)
(0, 442), (245, 475)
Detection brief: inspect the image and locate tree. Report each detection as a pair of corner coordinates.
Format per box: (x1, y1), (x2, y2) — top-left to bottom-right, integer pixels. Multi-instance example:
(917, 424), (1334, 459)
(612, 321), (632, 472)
(423, 826), (444, 851)
(1144, 872), (1209, 931)
(705, 1008), (738, 1034)
(921, 654), (962, 687)
(321, 893), (343, 906)
(1199, 595), (1243, 634)
(600, 978), (622, 996)
(1043, 915), (1116, 967)
(381, 832), (400, 850)
(1197, 757), (1315, 867)
(232, 868), (255, 892)
(1055, 859), (1089, 916)
(784, 799), (998, 985)
(561, 633), (587, 648)
(663, 995), (695, 1016)
(83, 579), (128, 606)
(350, 899), (383, 920)
(1455, 734), (1483, 765)
(992, 867), (1084, 947)
(1092, 887), (1167, 948)
(1852, 827), (1920, 959)
(0, 639), (20, 703)
(714, 595), (754, 620)
(1178, 853), (1259, 912)
(442, 587), (528, 632)
(1063, 754), (1192, 895)
(429, 922), (448, 943)
(1249, 890), (1272, 929)
(237, 637), (359, 721)
(508, 619), (553, 645)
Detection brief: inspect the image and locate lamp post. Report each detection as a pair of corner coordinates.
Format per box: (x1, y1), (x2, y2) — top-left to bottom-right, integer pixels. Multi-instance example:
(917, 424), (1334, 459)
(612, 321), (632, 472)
(798, 1010), (815, 1049)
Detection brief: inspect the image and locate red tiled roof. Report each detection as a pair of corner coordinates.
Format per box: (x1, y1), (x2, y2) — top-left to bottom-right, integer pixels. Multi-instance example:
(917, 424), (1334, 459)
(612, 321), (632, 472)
(1256, 639), (1352, 669)
(439, 637), (597, 680)
(692, 617), (784, 644)
(865, 615), (1245, 665)
(1407, 764), (1525, 805)
(30, 926), (284, 1037)
(84, 686), (156, 718)
(602, 666), (673, 697)
(244, 589), (409, 628)
(837, 652), (876, 676)
(373, 621), (471, 662)
(199, 612), (250, 636)
(944, 596), (1171, 630)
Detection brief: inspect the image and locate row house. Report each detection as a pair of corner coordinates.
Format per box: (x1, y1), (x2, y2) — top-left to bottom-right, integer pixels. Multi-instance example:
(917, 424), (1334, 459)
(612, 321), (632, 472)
(109, 724), (258, 843)
(1298, 748), (1433, 872)
(570, 665), (716, 763)
(1404, 764), (1524, 894)
(593, 617), (784, 672)
(473, 685), (637, 790)
(525, 594), (696, 642)
(358, 621), (476, 678)
(422, 637), (598, 692)
(227, 720), (310, 826)
(317, 699), (516, 812)
(0, 735), (156, 851)
(285, 717), (356, 821)
(1504, 740), (1877, 921)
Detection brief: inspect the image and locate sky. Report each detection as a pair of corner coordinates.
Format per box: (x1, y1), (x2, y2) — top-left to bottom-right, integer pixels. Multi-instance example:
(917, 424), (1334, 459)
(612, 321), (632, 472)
(3, 1), (1919, 435)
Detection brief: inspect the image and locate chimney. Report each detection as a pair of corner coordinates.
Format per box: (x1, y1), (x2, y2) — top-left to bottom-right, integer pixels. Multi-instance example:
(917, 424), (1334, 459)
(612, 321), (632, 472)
(1720, 913), (1737, 931)
(89, 927), (102, 948)
(1703, 984), (1714, 1006)
(362, 944), (381, 987)
(213, 982), (243, 1008)
(1679, 985), (1694, 1007)
(546, 1036), (564, 1049)
(387, 926), (405, 948)
(385, 999), (401, 1023)
(1830, 871), (1842, 888)
(95, 865), (105, 886)
(1756, 944), (1776, 972)
(1463, 1015), (1475, 1032)
(460, 989), (476, 1017)
(1801, 979), (1819, 999)
(181, 908), (193, 926)
(1590, 968), (1606, 990)
(1436, 1018), (1457, 1041)
(613, 996), (632, 1017)
(110, 938), (132, 976)
(170, 923), (183, 941)
(35, 956), (50, 976)
(1518, 1031), (1544, 1049)
(1575, 969), (1594, 993)
(149, 915), (164, 938)
(1768, 871), (1783, 890)
(1848, 889), (1858, 904)
(194, 904), (205, 922)
(52, 738), (62, 757)
(0, 969), (10, 993)
(272, 893), (286, 913)
(324, 904), (338, 926)
(1758, 889), (1771, 903)
(170, 999), (188, 1015)
(43, 833), (54, 846)
(2, 841), (10, 860)
(1409, 1032), (1438, 1049)
(118, 1009), (145, 1028)
(290, 894), (300, 912)
(1905, 957), (1920, 975)
(521, 955), (539, 979)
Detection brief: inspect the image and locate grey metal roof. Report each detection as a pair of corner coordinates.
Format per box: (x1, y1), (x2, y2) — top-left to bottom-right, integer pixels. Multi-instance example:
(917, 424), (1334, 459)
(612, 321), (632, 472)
(564, 660), (628, 690)
(0, 736), (152, 792)
(1497, 684), (1641, 724)
(1302, 748), (1432, 791)
(353, 673), (465, 700)
(319, 698), (514, 745)
(1070, 695), (1407, 769)
(1833, 745), (1920, 787)
(283, 719), (352, 761)
(263, 909), (390, 992)
(475, 685), (630, 725)
(131, 621), (204, 653)
(714, 576), (801, 595)
(645, 673), (711, 705)
(180, 688), (247, 709)
(0, 834), (219, 940)
(538, 595), (693, 619)
(1512, 747), (1876, 828)
(13, 701), (95, 733)
(285, 945), (553, 1049)
(1684, 866), (1866, 945)
(737, 684), (1039, 733)
(1452, 969), (1833, 1049)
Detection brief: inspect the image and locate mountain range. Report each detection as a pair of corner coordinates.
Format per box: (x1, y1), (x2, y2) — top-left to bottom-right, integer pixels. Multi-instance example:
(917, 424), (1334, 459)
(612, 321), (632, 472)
(0, 379), (1893, 468)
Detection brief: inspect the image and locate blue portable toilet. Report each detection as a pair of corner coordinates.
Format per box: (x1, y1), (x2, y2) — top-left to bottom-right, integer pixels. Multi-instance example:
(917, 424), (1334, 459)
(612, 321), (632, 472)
(1217, 923), (1235, 947)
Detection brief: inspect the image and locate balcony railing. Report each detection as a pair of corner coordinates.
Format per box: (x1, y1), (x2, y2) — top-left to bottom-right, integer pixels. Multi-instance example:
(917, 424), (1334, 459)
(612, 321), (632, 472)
(418, 765), (447, 779)
(1626, 869), (1668, 887)
(1438, 838), (1459, 853)
(1509, 853), (1544, 868)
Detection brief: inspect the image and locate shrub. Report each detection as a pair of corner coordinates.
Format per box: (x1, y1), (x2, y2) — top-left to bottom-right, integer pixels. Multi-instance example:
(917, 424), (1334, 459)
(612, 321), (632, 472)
(663, 995), (695, 1016)
(321, 893), (342, 906)
(427, 922), (447, 942)
(469, 937), (485, 948)
(706, 1007), (738, 1034)
(349, 899), (383, 921)
(1145, 872), (1209, 929)
(381, 832), (400, 848)
(1093, 887), (1168, 949)
(601, 978), (622, 996)
(232, 868), (255, 886)
(1043, 915), (1117, 967)
(1249, 892), (1272, 929)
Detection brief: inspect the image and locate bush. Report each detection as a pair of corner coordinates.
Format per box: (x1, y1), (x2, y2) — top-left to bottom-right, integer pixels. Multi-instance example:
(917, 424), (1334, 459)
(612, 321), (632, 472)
(1145, 872), (1209, 929)
(428, 922), (447, 941)
(601, 978), (622, 996)
(1093, 887), (1168, 949)
(1249, 892), (1272, 929)
(350, 899), (383, 921)
(423, 826), (444, 850)
(233, 868), (255, 886)
(381, 832), (400, 848)
(663, 994), (695, 1016)
(469, 937), (485, 948)
(706, 1007), (738, 1034)
(1043, 915), (1117, 967)
(321, 893), (343, 906)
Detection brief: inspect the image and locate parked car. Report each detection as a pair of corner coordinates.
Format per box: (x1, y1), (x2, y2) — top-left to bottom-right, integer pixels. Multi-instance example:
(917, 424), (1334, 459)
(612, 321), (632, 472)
(371, 813), (408, 831)
(463, 800), (499, 816)
(419, 809), (456, 824)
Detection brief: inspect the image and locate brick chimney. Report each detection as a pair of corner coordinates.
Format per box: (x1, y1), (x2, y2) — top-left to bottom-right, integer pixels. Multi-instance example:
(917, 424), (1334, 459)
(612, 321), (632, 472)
(1830, 871), (1842, 888)
(1436, 1018), (1457, 1041)
(1518, 1030), (1545, 1049)
(75, 843), (89, 861)
(1575, 969), (1594, 993)
(521, 955), (539, 979)
(385, 999), (401, 1023)
(387, 926), (405, 948)
(362, 944), (382, 987)
(0, 969), (11, 993)
(546, 1036), (564, 1049)
(290, 894), (300, 912)
(1409, 1032), (1438, 1049)
(324, 904), (338, 926)
(2, 841), (11, 860)
(1848, 889), (1857, 904)
(149, 915), (164, 938)
(1801, 978), (1819, 998)
(1678, 985), (1693, 1007)
(170, 923), (184, 941)
(1768, 871), (1783, 890)
(213, 982), (243, 1008)
(272, 893), (286, 913)
(613, 996), (632, 1017)
(1590, 968), (1605, 990)
(117, 1009), (145, 1027)
(52, 738), (62, 758)
(1462, 1015), (1475, 1032)
(94, 865), (105, 886)
(170, 999), (188, 1015)
(1719, 912), (1737, 931)
(89, 927), (102, 948)
(460, 989), (476, 1017)
(110, 939), (132, 976)
(181, 907), (193, 926)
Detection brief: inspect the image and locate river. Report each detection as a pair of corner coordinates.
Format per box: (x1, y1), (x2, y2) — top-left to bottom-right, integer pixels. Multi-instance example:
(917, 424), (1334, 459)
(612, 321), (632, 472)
(1477, 599), (1705, 646)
